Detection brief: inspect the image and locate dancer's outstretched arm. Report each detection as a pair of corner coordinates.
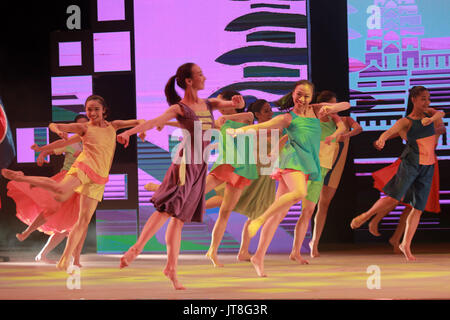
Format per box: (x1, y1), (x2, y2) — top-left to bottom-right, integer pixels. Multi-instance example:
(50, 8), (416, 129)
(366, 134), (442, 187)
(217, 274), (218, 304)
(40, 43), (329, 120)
(31, 135), (82, 154)
(232, 113), (290, 134)
(215, 112), (254, 127)
(375, 118), (410, 150)
(111, 119), (145, 130)
(49, 122), (87, 139)
(117, 105), (183, 147)
(210, 95), (245, 111)
(314, 101), (351, 118)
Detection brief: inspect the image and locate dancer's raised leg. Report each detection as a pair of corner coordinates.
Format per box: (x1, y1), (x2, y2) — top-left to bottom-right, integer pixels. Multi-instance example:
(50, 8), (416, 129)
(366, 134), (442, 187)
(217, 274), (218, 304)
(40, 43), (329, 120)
(290, 199), (315, 265)
(57, 195), (97, 271)
(350, 196), (398, 229)
(163, 217), (186, 290)
(251, 172), (306, 277)
(206, 184), (243, 267)
(16, 211), (49, 242)
(399, 208), (422, 261)
(120, 211), (171, 268)
(248, 171), (307, 238)
(309, 185), (336, 257)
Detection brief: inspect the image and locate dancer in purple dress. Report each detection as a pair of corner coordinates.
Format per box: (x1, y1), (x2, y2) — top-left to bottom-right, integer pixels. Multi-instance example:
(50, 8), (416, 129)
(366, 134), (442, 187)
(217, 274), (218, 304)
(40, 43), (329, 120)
(117, 63), (244, 290)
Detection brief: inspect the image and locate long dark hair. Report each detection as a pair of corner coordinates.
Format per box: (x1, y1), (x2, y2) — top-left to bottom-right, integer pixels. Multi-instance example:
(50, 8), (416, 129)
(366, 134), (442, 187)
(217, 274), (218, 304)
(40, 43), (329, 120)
(405, 86), (428, 116)
(74, 114), (89, 122)
(247, 99), (268, 120)
(275, 80), (315, 112)
(164, 63), (195, 105)
(85, 95), (109, 119)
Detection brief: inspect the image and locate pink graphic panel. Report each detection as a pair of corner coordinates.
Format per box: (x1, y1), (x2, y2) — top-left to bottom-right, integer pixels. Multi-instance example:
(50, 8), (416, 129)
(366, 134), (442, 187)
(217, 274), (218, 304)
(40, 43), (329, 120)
(93, 32), (131, 72)
(97, 0), (125, 21)
(58, 42), (82, 66)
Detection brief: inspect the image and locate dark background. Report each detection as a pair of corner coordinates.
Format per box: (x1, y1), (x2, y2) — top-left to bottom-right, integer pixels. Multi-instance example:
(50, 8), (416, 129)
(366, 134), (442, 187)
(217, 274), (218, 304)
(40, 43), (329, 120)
(0, 0), (448, 255)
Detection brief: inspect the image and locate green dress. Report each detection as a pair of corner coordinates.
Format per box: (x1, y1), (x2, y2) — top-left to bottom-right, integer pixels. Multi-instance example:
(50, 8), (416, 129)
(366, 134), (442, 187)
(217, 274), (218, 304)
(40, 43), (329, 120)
(214, 134), (276, 219)
(279, 111), (321, 181)
(210, 120), (258, 180)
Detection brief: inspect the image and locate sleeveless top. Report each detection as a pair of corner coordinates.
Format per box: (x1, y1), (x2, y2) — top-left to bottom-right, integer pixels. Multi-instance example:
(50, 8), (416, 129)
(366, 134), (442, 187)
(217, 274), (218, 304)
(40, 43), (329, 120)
(401, 114), (436, 166)
(319, 117), (338, 169)
(279, 111), (322, 181)
(72, 123), (117, 184)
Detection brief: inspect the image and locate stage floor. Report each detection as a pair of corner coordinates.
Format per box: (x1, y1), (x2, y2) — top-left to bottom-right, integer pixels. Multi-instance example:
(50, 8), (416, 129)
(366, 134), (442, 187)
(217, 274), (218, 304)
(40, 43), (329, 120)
(0, 243), (449, 300)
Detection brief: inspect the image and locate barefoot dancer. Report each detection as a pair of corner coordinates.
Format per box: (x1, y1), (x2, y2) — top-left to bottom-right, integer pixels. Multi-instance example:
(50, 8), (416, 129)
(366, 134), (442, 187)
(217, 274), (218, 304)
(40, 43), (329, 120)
(309, 91), (363, 257)
(208, 99), (287, 263)
(117, 63), (245, 289)
(289, 97), (347, 264)
(2, 95), (146, 271)
(355, 105), (445, 251)
(350, 86), (444, 261)
(231, 80), (350, 276)
(7, 115), (88, 265)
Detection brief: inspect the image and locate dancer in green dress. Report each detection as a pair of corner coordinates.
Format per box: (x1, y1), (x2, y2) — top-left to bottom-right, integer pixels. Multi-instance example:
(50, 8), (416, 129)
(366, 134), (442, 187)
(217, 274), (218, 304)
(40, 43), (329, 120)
(231, 80), (350, 276)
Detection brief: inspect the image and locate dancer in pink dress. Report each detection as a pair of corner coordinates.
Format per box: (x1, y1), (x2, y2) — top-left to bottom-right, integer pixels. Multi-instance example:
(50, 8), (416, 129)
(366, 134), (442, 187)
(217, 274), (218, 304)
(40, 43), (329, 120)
(7, 115), (88, 265)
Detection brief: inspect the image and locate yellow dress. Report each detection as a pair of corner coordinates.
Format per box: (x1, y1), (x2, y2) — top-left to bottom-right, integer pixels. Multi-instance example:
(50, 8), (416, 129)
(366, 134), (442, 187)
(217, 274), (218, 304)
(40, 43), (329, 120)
(66, 122), (116, 201)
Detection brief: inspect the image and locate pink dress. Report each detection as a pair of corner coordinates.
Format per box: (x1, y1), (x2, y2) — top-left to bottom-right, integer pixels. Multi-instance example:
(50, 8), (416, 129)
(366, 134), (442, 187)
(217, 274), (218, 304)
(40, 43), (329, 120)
(7, 144), (82, 235)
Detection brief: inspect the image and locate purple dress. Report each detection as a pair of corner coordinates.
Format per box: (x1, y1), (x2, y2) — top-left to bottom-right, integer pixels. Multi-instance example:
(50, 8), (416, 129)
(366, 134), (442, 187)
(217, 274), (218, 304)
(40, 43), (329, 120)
(150, 100), (215, 223)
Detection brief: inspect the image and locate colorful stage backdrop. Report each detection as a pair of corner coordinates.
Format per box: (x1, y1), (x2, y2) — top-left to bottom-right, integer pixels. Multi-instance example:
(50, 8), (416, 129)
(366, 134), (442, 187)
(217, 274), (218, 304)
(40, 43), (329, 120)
(347, 0), (450, 239)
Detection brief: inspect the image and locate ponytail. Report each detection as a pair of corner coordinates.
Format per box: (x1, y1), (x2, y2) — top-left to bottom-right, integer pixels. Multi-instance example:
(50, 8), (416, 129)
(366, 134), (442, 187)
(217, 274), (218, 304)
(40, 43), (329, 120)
(164, 75), (182, 105)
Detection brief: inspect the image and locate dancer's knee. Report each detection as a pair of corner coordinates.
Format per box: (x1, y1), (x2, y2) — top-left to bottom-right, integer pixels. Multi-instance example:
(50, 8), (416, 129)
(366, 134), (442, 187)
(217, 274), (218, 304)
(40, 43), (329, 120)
(290, 190), (306, 204)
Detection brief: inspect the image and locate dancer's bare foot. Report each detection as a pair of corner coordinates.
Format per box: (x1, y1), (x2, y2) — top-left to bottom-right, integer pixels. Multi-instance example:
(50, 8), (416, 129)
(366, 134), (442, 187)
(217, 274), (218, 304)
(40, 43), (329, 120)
(350, 212), (371, 229)
(399, 243), (416, 261)
(309, 241), (320, 258)
(205, 249), (224, 267)
(1, 169), (24, 181)
(144, 182), (160, 192)
(289, 252), (310, 265)
(119, 246), (139, 269)
(163, 267), (186, 290)
(56, 255), (71, 272)
(35, 254), (56, 264)
(248, 218), (263, 238)
(16, 232), (29, 242)
(236, 251), (252, 262)
(250, 255), (267, 277)
(368, 219), (381, 236)
(73, 258), (82, 268)
(389, 238), (401, 254)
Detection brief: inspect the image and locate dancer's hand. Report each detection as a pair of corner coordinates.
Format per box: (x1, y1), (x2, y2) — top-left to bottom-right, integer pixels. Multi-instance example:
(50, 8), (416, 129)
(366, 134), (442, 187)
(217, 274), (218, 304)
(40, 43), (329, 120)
(232, 95), (245, 109)
(337, 133), (349, 142)
(216, 116), (227, 127)
(36, 152), (49, 166)
(117, 132), (130, 148)
(421, 117), (433, 126)
(318, 105), (332, 118)
(138, 131), (146, 142)
(374, 138), (385, 150)
(30, 144), (41, 152)
(324, 136), (333, 145)
(156, 124), (164, 131)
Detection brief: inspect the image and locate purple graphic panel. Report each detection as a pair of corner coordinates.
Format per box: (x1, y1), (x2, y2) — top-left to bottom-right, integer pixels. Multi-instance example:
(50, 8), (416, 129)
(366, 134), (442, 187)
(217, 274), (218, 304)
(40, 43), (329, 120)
(97, 0), (125, 21)
(93, 32), (131, 72)
(58, 42), (82, 67)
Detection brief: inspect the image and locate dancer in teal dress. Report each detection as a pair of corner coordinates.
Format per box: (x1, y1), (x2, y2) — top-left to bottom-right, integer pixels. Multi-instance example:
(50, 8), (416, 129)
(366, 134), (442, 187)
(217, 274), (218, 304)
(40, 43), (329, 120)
(231, 80), (350, 276)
